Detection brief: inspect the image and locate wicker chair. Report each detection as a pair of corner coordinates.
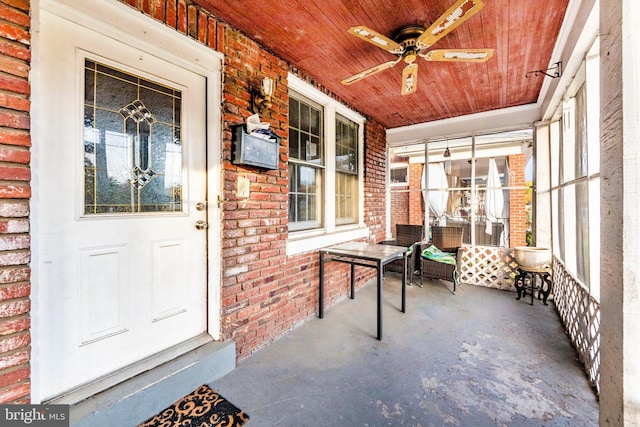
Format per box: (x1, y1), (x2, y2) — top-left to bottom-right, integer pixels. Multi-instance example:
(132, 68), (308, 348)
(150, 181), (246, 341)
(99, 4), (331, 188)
(420, 226), (464, 293)
(382, 224), (424, 284)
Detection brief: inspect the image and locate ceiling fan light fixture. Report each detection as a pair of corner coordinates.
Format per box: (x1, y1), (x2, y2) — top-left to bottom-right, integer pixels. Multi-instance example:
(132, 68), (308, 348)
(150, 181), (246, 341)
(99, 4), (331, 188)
(404, 53), (417, 64)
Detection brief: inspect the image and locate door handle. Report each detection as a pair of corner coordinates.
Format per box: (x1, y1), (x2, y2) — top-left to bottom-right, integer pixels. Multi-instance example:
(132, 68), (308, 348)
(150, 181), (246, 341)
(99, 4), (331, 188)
(195, 220), (208, 230)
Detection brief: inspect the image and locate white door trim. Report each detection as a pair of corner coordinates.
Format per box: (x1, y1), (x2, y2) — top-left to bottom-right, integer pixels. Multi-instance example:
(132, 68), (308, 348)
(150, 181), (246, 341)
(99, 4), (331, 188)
(31, 0), (223, 403)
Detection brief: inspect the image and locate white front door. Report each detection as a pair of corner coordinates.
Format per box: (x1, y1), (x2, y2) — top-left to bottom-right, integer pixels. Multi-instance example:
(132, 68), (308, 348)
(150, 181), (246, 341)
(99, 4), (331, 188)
(36, 4), (218, 400)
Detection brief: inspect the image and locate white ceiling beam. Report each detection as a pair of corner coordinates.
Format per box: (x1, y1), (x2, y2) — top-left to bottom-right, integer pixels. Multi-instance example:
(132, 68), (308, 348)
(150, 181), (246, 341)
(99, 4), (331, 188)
(386, 104), (540, 146)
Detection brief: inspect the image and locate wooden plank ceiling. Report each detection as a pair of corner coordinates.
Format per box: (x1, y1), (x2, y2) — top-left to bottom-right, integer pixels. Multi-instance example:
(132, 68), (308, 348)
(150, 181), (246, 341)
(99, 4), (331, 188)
(194, 0), (569, 129)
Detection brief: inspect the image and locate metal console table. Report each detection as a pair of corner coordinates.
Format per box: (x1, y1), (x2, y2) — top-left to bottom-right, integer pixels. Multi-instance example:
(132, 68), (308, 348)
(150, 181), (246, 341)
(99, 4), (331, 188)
(318, 242), (407, 340)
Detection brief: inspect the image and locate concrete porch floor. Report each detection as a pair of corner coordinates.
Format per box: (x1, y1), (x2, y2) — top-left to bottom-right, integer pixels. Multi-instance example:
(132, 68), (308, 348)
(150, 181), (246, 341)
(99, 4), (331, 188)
(209, 274), (599, 426)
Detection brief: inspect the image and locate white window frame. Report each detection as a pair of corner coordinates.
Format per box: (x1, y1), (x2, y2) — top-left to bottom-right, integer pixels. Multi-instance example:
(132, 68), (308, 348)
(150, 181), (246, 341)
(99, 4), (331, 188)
(286, 74), (368, 255)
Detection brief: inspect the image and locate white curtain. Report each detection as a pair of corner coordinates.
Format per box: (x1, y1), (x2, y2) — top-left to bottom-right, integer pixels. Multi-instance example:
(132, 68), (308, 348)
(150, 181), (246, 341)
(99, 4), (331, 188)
(484, 158), (504, 235)
(423, 162), (449, 225)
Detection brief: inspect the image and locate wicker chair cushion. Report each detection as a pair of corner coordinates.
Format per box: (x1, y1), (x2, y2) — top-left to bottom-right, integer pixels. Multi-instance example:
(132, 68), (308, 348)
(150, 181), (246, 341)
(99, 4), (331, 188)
(421, 245), (456, 265)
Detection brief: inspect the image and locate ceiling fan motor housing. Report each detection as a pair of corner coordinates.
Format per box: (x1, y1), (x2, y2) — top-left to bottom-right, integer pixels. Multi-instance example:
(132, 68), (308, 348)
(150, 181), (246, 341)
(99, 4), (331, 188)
(394, 25), (425, 63)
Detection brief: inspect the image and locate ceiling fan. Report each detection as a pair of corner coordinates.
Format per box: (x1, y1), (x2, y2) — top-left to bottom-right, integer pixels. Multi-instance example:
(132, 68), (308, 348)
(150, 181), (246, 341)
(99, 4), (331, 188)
(341, 0), (494, 95)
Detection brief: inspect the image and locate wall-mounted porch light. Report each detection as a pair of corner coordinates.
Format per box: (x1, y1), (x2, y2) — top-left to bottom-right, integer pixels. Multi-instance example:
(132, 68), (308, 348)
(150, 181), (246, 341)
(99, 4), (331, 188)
(252, 76), (275, 115)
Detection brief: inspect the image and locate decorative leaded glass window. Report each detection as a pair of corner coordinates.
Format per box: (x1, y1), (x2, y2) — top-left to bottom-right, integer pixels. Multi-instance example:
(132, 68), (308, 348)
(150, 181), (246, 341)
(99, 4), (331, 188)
(83, 59), (182, 214)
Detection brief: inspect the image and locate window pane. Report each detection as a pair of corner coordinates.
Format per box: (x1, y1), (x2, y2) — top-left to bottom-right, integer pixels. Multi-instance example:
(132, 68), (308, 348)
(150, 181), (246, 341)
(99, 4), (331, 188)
(308, 135), (321, 162)
(288, 193), (297, 222)
(575, 180), (589, 285)
(289, 128), (299, 159)
(84, 60), (182, 214)
(289, 98), (301, 159)
(589, 178), (600, 301)
(336, 116), (358, 173)
(390, 167), (408, 184)
(289, 94), (323, 163)
(310, 107), (320, 136)
(300, 165), (317, 193)
(289, 96), (299, 125)
(550, 120), (561, 188)
(336, 172), (357, 225)
(296, 195), (308, 221)
(574, 84), (588, 179)
(557, 187), (565, 260)
(306, 195), (317, 221)
(562, 98), (576, 183)
(586, 41), (600, 176)
(301, 104), (310, 133)
(563, 185), (577, 274)
(288, 163), (322, 230)
(552, 189), (561, 257)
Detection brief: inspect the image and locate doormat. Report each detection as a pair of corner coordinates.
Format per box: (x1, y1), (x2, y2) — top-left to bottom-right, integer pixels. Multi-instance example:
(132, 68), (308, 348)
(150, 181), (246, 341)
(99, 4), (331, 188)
(138, 384), (249, 427)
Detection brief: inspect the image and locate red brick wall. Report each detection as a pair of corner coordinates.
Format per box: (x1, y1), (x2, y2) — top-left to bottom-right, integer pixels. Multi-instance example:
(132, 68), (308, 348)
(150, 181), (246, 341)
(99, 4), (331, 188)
(219, 25), (296, 359)
(0, 0), (31, 404)
(390, 162), (423, 234)
(390, 189), (409, 235)
(364, 120), (387, 243)
(509, 154), (527, 247)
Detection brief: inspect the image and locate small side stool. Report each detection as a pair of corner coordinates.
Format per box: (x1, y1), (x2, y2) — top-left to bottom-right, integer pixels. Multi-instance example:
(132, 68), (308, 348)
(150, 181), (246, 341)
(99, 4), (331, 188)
(514, 267), (551, 305)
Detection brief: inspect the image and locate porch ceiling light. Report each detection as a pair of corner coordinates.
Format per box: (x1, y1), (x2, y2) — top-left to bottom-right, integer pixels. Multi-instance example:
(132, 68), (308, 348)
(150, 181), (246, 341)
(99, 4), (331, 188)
(443, 144), (452, 174)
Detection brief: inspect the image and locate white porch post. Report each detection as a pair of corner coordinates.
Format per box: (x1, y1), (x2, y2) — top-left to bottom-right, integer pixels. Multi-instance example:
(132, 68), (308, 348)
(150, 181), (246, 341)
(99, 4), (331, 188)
(424, 141), (430, 238)
(533, 124), (551, 249)
(599, 0), (640, 424)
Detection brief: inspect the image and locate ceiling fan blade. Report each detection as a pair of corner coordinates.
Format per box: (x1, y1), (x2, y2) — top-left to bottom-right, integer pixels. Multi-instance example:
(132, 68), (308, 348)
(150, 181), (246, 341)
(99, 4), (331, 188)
(422, 48), (494, 62)
(348, 26), (404, 54)
(341, 59), (401, 85)
(416, 0), (485, 49)
(401, 63), (418, 95)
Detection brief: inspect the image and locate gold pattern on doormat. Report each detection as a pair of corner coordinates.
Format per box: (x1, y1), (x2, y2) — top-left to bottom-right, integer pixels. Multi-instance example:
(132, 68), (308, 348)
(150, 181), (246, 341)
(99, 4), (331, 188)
(138, 384), (249, 427)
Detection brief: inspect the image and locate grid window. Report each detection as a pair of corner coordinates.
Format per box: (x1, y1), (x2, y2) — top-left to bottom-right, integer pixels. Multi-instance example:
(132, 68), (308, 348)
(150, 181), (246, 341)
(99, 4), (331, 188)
(286, 79), (365, 250)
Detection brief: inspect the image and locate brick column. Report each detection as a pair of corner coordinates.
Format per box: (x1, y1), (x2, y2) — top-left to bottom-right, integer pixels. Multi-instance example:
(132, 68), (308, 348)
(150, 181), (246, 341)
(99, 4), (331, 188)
(408, 163), (424, 225)
(509, 154), (527, 248)
(0, 0), (32, 404)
